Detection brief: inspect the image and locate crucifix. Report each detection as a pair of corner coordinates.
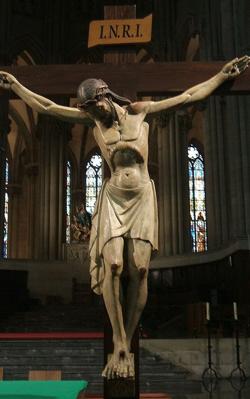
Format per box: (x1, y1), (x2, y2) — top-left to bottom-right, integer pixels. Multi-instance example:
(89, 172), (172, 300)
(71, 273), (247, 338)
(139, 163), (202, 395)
(0, 5), (249, 399)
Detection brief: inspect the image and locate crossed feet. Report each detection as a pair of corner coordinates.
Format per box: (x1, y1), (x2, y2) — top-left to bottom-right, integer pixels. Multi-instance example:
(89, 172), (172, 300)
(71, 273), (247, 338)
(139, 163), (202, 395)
(102, 343), (135, 379)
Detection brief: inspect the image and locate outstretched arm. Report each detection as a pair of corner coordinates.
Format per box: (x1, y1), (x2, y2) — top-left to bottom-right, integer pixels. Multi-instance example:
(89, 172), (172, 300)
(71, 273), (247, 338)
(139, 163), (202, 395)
(0, 71), (91, 124)
(130, 56), (250, 115)
(180, 55), (250, 105)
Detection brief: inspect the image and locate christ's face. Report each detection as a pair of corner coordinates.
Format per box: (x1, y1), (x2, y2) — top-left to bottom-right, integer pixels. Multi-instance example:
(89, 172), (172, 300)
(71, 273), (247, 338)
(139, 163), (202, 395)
(93, 98), (111, 115)
(80, 96), (114, 127)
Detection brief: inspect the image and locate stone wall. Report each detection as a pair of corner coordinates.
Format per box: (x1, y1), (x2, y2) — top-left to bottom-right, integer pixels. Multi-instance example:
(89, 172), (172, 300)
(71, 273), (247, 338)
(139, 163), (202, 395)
(141, 338), (250, 378)
(0, 246), (90, 304)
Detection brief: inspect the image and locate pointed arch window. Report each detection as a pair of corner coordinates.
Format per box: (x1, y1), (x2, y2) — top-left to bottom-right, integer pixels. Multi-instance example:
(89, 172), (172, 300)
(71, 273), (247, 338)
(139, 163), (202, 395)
(3, 158), (9, 258)
(85, 153), (102, 214)
(66, 160), (72, 244)
(188, 144), (207, 252)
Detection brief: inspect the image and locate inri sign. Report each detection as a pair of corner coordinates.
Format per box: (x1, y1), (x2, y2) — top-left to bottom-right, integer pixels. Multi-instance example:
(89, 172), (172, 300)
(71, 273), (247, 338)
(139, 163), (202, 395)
(88, 14), (152, 48)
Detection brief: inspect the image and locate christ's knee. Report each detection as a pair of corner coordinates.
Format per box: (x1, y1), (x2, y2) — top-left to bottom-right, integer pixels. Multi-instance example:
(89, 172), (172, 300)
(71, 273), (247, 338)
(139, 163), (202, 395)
(111, 263), (123, 277)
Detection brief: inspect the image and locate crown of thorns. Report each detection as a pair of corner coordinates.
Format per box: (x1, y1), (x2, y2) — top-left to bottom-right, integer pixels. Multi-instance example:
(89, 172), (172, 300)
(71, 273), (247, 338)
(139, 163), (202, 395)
(77, 78), (131, 107)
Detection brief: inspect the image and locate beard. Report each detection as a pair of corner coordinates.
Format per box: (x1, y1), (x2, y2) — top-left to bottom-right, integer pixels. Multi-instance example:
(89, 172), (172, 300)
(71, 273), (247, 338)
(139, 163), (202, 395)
(98, 98), (117, 128)
(100, 111), (114, 128)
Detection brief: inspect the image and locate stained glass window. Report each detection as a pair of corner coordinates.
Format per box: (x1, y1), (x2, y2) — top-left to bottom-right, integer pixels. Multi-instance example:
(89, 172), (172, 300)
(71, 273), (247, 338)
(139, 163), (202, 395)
(85, 153), (102, 214)
(3, 158), (9, 258)
(188, 144), (207, 252)
(66, 160), (72, 244)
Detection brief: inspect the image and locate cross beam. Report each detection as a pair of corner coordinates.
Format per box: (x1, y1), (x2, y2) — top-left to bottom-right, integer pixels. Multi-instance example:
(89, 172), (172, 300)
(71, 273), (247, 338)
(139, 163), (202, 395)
(0, 62), (249, 98)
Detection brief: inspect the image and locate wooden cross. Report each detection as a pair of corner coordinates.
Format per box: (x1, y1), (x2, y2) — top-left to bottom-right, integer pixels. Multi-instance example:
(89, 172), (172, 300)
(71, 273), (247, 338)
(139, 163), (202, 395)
(0, 5), (249, 399)
(0, 61), (249, 100)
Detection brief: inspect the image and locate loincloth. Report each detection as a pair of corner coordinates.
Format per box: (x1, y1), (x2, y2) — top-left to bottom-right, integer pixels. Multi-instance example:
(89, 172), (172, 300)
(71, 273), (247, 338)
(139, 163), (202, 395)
(89, 179), (158, 295)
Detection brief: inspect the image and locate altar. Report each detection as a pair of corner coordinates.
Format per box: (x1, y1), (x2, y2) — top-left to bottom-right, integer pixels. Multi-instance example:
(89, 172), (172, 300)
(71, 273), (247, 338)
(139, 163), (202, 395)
(0, 380), (87, 399)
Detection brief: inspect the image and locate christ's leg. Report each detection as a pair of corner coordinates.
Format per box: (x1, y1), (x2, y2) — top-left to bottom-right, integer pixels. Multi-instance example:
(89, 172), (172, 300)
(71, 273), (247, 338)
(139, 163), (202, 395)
(125, 239), (151, 351)
(102, 237), (134, 379)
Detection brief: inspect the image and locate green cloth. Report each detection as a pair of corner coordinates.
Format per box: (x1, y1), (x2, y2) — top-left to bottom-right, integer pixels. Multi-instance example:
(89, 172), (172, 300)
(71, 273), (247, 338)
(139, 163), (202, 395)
(0, 381), (87, 399)
(0, 396), (56, 399)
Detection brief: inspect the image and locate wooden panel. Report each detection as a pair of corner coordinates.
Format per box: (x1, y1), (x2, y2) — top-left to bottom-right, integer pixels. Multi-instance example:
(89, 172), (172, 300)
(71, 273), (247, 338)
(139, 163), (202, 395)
(0, 367), (3, 380)
(28, 370), (62, 380)
(1, 62), (250, 98)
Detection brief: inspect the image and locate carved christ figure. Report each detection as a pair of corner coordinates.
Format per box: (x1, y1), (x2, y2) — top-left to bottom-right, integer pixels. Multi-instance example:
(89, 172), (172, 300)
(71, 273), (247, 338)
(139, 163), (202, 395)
(0, 56), (249, 379)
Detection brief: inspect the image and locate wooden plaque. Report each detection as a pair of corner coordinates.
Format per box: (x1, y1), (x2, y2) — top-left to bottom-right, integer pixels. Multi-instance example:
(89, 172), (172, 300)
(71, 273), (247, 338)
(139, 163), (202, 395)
(88, 14), (152, 48)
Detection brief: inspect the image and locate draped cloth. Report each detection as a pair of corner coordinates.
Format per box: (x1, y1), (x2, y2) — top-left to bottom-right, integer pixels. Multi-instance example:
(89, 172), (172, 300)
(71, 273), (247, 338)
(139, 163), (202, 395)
(89, 179), (158, 295)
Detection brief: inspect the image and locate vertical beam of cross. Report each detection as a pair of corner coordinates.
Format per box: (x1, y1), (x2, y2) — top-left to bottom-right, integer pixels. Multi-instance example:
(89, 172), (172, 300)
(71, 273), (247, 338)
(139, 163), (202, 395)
(102, 6), (139, 399)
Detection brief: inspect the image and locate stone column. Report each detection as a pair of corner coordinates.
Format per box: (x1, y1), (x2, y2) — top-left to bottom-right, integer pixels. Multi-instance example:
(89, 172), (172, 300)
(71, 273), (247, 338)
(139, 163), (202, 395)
(7, 183), (22, 258)
(35, 115), (70, 260)
(0, 96), (10, 258)
(72, 188), (85, 211)
(201, 0), (250, 249)
(157, 111), (192, 256)
(204, 97), (230, 249)
(25, 163), (39, 258)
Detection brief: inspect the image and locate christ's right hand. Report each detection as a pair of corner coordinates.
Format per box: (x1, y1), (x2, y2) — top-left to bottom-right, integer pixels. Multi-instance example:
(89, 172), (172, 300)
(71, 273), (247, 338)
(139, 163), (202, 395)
(0, 71), (18, 90)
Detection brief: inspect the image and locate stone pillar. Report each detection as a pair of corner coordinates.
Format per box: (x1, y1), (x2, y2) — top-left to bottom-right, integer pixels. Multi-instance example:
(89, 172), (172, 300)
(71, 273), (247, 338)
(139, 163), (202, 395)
(7, 183), (22, 258)
(6, 161), (38, 259)
(204, 97), (230, 249)
(35, 115), (70, 260)
(25, 163), (39, 258)
(72, 188), (85, 211)
(0, 96), (10, 258)
(220, 95), (250, 241)
(201, 0), (250, 249)
(157, 111), (191, 256)
(219, 0), (250, 243)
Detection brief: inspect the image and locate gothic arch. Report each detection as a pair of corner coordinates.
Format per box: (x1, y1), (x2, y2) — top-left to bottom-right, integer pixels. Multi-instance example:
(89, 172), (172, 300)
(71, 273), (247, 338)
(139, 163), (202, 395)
(81, 146), (102, 185)
(188, 138), (204, 158)
(83, 148), (102, 213)
(188, 141), (207, 252)
(12, 35), (44, 64)
(16, 50), (36, 65)
(136, 46), (155, 63)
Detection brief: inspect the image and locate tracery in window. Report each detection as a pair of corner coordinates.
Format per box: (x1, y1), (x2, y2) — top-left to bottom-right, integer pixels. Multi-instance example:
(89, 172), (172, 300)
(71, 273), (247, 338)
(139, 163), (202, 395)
(3, 158), (9, 258)
(66, 160), (72, 244)
(188, 144), (207, 252)
(85, 153), (102, 215)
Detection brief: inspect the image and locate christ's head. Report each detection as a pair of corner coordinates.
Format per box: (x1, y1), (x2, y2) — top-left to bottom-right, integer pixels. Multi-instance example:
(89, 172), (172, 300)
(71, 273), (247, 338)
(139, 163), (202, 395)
(77, 78), (130, 126)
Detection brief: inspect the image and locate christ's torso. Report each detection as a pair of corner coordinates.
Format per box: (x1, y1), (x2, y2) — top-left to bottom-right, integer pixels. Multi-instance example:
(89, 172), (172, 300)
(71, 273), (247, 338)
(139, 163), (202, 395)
(93, 110), (150, 189)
